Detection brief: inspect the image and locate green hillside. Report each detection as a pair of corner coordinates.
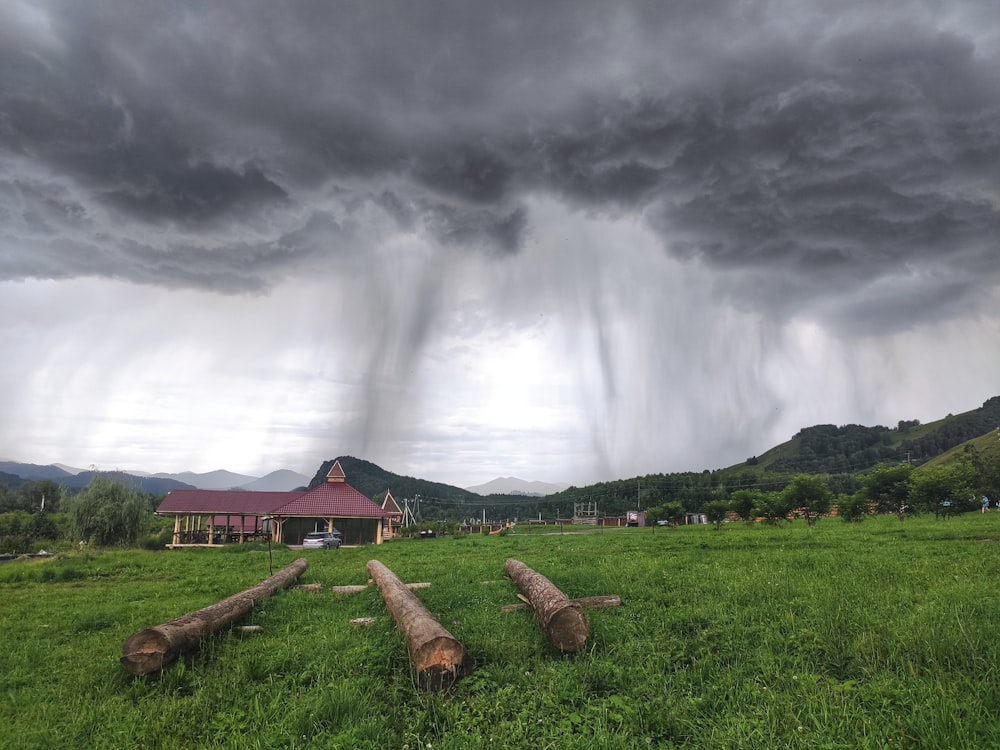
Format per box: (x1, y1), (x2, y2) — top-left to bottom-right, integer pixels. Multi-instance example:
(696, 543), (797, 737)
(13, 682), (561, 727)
(921, 427), (1000, 471)
(306, 397), (1000, 522)
(730, 396), (1000, 476)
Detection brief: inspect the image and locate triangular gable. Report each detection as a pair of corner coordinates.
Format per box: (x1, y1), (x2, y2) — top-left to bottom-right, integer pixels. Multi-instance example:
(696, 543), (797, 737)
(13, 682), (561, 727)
(381, 489), (402, 516)
(326, 460), (346, 483)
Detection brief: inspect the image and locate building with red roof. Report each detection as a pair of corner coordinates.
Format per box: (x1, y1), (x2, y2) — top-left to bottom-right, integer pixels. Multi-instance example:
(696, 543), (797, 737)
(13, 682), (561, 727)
(156, 460), (391, 547)
(378, 489), (404, 540)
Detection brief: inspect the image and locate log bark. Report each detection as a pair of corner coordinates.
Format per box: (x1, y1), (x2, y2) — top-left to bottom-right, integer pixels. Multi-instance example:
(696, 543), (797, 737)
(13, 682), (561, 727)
(504, 558), (589, 652)
(501, 594), (621, 613)
(366, 559), (470, 691)
(121, 557), (308, 676)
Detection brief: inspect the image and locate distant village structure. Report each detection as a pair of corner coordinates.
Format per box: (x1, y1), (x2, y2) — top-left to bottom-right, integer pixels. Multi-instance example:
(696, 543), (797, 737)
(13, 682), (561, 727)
(572, 501), (599, 524)
(379, 489), (403, 540)
(156, 460), (392, 547)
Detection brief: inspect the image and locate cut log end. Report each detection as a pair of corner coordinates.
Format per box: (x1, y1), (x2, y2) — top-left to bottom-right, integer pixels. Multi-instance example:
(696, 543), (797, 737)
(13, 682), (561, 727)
(547, 605), (590, 653)
(120, 629), (179, 677)
(412, 637), (474, 692)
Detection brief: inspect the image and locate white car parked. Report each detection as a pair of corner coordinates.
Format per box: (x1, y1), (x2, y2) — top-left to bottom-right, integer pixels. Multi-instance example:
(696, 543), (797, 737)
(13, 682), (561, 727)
(302, 531), (342, 549)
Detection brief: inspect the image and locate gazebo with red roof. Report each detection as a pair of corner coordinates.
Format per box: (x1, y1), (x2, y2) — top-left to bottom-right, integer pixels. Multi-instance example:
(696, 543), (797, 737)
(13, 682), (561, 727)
(156, 490), (300, 546)
(155, 460), (390, 547)
(269, 461), (391, 546)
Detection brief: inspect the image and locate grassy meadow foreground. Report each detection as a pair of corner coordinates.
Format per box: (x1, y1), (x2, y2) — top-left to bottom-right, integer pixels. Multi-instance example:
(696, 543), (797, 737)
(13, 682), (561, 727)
(3, 516), (1000, 749)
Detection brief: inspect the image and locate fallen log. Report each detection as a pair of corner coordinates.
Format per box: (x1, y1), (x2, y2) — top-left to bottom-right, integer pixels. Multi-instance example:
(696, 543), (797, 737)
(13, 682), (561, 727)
(501, 594), (622, 613)
(121, 558), (308, 677)
(504, 558), (589, 653)
(366, 560), (471, 691)
(331, 581), (431, 596)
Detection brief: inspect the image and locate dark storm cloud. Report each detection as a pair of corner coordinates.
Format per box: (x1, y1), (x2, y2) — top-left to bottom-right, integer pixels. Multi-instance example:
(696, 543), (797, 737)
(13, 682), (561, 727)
(0, 36), (289, 225)
(1, 1), (997, 329)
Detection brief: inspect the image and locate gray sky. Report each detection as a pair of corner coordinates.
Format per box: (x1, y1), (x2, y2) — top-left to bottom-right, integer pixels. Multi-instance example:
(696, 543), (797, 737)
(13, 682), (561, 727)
(1, 0), (998, 487)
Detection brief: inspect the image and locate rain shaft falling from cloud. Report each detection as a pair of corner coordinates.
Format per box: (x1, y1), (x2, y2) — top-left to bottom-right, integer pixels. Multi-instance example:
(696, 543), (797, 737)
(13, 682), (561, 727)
(0, 0), (998, 482)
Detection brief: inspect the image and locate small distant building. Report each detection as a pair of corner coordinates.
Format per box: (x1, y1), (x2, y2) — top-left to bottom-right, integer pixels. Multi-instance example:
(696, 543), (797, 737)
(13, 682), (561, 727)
(572, 501), (599, 525)
(156, 460), (391, 547)
(625, 509), (646, 527)
(379, 489), (403, 540)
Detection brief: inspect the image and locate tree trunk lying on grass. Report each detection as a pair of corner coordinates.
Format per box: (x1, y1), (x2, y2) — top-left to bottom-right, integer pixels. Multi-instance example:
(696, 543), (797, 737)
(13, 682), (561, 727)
(121, 558), (309, 677)
(366, 560), (471, 691)
(501, 594), (622, 613)
(504, 558), (589, 653)
(330, 581), (431, 595)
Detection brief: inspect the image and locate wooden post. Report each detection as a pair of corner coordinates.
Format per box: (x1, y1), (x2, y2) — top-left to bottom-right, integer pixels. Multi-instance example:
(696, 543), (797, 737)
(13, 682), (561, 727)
(121, 558), (309, 677)
(366, 560), (470, 691)
(504, 558), (589, 653)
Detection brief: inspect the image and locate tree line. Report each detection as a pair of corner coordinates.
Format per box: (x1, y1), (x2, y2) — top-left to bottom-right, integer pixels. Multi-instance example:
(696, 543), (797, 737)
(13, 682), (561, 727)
(0, 477), (164, 554)
(645, 452), (993, 530)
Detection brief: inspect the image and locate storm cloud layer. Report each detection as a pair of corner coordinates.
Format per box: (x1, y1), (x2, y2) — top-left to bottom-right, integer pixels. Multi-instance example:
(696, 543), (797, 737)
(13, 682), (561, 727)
(2, 1), (998, 483)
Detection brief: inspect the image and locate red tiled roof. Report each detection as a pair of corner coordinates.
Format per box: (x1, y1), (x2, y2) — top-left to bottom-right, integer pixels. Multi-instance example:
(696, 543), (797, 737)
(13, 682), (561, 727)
(157, 490), (301, 515)
(274, 481), (389, 518)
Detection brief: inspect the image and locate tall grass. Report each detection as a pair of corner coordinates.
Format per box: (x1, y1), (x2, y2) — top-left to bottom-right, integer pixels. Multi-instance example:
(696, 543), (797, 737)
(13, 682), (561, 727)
(3, 515), (1000, 748)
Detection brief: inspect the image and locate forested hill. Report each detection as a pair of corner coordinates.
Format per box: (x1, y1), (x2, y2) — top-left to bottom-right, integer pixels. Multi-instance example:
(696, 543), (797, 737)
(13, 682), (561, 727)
(302, 398), (999, 522)
(308, 456), (479, 505)
(748, 396), (1000, 475)
(307, 456), (549, 522)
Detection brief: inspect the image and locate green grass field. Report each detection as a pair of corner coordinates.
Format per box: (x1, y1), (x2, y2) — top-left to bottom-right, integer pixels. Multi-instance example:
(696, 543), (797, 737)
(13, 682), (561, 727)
(3, 515), (1000, 749)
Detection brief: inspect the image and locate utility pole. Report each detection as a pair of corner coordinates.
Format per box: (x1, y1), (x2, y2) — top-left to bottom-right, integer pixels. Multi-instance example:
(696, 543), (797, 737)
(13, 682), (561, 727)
(402, 498), (418, 528)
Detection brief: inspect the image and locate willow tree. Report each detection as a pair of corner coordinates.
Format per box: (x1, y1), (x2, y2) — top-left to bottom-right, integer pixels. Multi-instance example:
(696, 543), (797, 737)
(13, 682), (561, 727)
(65, 476), (149, 546)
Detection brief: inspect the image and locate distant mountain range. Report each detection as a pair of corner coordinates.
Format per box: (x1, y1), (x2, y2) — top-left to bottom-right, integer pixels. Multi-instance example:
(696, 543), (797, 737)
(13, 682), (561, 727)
(464, 477), (569, 496)
(4, 395), (997, 504)
(0, 461), (310, 493)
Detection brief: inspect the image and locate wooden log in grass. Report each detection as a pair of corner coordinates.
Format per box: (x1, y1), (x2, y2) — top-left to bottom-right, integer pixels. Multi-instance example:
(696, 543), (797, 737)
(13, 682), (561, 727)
(121, 558), (309, 677)
(366, 560), (471, 691)
(501, 594), (622, 614)
(504, 558), (589, 652)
